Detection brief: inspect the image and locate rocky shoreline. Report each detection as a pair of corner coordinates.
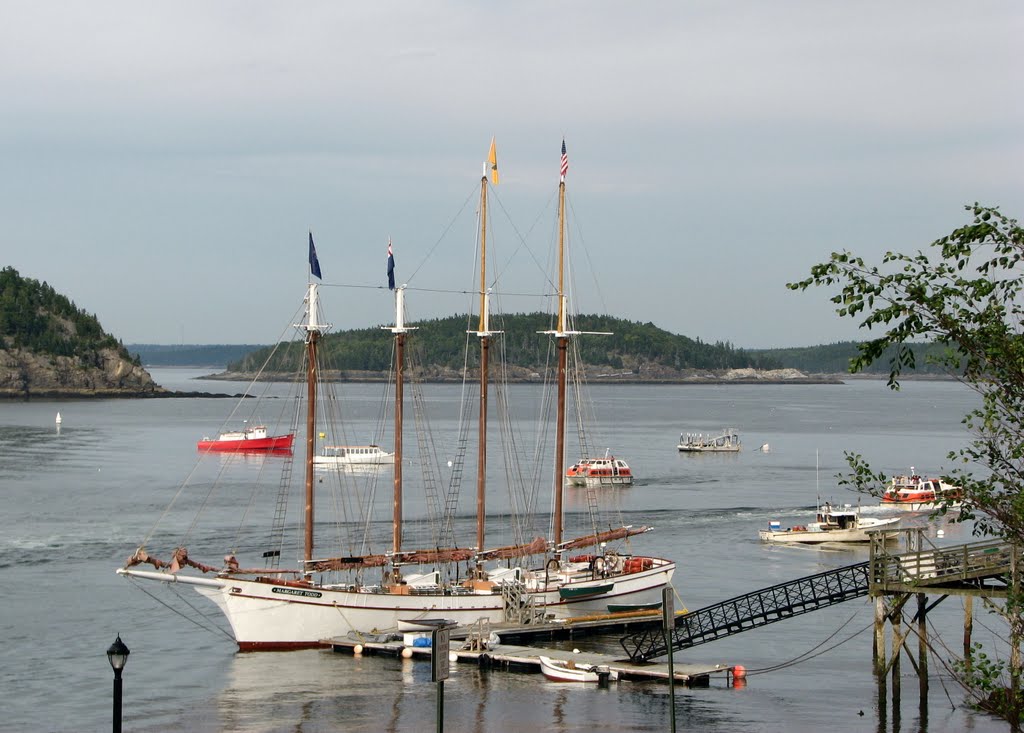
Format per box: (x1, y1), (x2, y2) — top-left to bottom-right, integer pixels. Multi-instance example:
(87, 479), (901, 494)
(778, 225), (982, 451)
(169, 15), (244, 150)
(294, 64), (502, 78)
(199, 366), (845, 386)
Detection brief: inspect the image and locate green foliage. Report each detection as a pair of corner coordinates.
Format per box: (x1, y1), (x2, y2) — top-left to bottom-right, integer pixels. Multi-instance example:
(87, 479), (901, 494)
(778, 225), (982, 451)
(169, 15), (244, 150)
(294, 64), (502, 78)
(127, 344), (265, 368)
(791, 205), (1024, 723)
(0, 266), (127, 362)
(227, 312), (782, 374)
(953, 642), (1023, 720)
(790, 204), (1024, 542)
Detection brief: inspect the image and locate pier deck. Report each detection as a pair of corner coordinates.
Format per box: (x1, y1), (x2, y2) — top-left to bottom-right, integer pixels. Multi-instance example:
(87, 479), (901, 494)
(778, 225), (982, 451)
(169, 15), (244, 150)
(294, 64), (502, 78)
(327, 635), (734, 686)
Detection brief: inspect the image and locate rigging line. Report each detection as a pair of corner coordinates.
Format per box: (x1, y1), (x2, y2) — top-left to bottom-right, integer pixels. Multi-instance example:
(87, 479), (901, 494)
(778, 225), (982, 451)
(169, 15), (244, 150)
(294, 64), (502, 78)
(128, 579), (235, 641)
(404, 184), (478, 287)
(744, 608), (870, 675)
(913, 615), (965, 711)
(564, 191), (611, 318)
(136, 326), (295, 549)
(487, 179), (558, 289)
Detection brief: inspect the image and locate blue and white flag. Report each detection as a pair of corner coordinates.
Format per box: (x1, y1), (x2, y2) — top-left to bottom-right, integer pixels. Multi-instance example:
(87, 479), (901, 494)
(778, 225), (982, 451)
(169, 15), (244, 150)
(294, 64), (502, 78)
(387, 239), (395, 290)
(308, 232), (322, 279)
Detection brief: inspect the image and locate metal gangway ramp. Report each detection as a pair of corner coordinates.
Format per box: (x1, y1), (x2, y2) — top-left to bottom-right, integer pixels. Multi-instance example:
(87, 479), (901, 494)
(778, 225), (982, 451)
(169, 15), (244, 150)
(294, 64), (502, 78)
(620, 534), (1016, 663)
(620, 562), (870, 662)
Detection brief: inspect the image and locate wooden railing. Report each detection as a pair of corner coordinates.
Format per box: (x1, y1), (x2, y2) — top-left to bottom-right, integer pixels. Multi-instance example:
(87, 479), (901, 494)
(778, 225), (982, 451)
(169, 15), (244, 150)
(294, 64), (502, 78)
(869, 530), (1015, 592)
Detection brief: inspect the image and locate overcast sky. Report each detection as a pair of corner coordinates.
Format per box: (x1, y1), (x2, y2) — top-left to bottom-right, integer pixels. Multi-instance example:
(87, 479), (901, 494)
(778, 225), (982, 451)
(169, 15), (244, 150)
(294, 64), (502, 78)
(2, 2), (1021, 349)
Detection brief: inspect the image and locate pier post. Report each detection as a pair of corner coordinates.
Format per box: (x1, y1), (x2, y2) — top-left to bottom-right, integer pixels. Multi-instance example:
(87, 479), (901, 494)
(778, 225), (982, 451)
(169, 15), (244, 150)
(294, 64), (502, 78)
(874, 596), (886, 675)
(963, 595), (973, 672)
(662, 588), (677, 733)
(918, 592), (928, 720)
(1010, 546), (1020, 731)
(891, 606), (903, 725)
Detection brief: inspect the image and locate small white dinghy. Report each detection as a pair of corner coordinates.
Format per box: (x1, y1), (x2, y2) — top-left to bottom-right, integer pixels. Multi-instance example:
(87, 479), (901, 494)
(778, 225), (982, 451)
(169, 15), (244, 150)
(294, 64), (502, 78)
(538, 655), (617, 683)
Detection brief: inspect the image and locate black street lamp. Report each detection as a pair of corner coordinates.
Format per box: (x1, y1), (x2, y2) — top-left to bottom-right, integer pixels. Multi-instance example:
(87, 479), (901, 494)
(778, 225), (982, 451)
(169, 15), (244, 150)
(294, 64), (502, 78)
(106, 635), (130, 733)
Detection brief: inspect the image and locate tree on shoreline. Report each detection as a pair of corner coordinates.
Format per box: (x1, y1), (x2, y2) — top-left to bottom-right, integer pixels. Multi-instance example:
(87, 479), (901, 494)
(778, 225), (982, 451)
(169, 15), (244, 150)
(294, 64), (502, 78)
(789, 204), (1024, 726)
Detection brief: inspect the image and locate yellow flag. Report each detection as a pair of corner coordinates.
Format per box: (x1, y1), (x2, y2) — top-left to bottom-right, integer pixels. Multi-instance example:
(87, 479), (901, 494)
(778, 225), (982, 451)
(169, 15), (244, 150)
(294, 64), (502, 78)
(487, 137), (499, 185)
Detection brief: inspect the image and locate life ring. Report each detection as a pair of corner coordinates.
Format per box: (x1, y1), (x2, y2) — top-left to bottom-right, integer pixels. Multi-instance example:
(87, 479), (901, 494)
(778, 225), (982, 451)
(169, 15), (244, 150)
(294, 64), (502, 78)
(546, 558), (560, 574)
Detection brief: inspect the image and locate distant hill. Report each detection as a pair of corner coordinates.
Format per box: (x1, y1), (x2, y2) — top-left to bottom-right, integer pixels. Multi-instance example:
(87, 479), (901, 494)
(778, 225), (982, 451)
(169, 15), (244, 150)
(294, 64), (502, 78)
(747, 342), (957, 376)
(226, 313), (785, 379)
(0, 266), (163, 397)
(127, 344), (264, 368)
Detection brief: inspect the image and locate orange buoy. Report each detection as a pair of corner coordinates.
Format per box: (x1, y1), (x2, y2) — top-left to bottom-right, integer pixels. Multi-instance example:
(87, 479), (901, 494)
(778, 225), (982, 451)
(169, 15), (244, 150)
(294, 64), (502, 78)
(732, 664), (747, 679)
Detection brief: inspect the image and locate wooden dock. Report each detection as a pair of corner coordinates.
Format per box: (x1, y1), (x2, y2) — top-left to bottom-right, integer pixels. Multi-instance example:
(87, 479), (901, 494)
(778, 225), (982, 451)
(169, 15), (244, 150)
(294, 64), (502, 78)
(326, 611), (739, 687)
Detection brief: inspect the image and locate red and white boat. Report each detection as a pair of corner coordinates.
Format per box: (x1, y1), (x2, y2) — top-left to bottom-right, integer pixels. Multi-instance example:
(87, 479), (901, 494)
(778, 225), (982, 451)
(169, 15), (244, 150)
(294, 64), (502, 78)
(566, 455), (634, 487)
(880, 470), (963, 510)
(197, 425), (295, 453)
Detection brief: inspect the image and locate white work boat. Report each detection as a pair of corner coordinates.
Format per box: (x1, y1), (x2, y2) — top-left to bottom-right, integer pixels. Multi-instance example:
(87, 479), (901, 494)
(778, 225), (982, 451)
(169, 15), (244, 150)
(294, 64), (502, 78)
(677, 428), (740, 453)
(759, 503), (901, 544)
(314, 444), (395, 467)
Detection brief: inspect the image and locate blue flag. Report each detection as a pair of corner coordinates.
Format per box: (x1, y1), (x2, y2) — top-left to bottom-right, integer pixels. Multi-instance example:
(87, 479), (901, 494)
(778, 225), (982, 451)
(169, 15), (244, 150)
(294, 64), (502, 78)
(387, 239), (395, 290)
(308, 232), (322, 279)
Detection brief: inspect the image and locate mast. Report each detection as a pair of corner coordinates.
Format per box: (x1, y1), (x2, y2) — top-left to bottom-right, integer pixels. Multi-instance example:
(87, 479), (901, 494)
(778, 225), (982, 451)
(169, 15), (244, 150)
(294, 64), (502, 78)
(300, 283), (328, 565)
(472, 142), (500, 553)
(541, 139), (579, 549)
(386, 285), (415, 554)
(553, 174), (568, 548)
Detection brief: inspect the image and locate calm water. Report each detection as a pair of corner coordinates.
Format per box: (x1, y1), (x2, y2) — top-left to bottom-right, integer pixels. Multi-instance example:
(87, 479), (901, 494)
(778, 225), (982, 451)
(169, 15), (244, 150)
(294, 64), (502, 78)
(0, 371), (1010, 733)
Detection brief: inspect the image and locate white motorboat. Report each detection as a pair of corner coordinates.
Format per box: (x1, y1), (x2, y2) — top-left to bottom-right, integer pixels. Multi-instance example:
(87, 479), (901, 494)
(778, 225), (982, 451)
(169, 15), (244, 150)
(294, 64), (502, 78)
(314, 444), (395, 466)
(759, 503), (901, 544)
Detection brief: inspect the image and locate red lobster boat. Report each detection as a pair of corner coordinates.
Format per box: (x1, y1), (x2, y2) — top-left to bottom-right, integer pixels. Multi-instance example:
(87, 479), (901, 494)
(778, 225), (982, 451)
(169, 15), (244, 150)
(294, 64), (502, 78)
(197, 425), (295, 453)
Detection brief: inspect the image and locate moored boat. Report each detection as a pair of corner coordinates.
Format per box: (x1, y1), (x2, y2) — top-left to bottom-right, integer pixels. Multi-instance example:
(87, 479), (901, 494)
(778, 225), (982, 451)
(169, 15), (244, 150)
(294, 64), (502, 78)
(566, 455), (634, 487)
(119, 142), (674, 651)
(197, 425), (295, 453)
(880, 469), (963, 510)
(759, 503), (901, 544)
(538, 655), (617, 683)
(314, 444), (395, 467)
(677, 428), (740, 453)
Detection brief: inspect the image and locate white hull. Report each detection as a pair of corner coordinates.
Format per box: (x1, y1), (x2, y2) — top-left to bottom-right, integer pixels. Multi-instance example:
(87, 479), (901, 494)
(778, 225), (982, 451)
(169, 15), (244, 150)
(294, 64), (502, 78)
(678, 428), (740, 453)
(566, 475), (634, 488)
(314, 446), (395, 466)
(539, 655), (616, 682)
(758, 522), (900, 544)
(313, 456), (394, 467)
(677, 446), (740, 453)
(120, 561), (673, 650)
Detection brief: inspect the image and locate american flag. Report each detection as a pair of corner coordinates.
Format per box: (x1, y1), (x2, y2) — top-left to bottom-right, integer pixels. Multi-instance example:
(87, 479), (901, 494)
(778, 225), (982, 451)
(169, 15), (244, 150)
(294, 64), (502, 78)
(560, 139), (568, 179)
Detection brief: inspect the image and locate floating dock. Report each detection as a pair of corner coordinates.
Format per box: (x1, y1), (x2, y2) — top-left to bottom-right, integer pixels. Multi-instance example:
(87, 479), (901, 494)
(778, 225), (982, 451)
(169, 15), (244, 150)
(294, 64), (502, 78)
(326, 611), (739, 686)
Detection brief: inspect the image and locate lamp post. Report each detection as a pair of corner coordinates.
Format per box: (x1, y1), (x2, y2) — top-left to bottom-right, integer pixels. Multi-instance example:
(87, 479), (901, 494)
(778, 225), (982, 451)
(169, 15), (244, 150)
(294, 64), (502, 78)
(106, 635), (130, 733)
